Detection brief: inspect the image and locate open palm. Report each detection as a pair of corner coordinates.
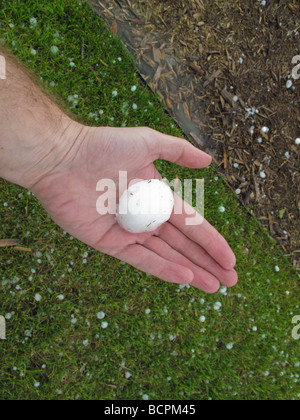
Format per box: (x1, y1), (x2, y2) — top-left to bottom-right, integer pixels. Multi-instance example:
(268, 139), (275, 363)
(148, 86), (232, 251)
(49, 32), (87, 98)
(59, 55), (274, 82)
(33, 126), (237, 293)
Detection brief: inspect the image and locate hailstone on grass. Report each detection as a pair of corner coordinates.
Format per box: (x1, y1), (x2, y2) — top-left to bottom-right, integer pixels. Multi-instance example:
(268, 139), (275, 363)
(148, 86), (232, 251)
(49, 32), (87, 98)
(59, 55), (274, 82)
(116, 179), (174, 234)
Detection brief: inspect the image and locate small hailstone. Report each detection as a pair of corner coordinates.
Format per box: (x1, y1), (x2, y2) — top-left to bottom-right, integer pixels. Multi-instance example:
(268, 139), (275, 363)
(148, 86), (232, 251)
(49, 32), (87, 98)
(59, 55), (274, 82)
(50, 46), (59, 54)
(235, 188), (241, 195)
(284, 151), (290, 159)
(97, 311), (105, 320)
(199, 316), (206, 323)
(34, 382), (40, 388)
(142, 394), (149, 400)
(259, 171), (266, 179)
(286, 80), (293, 89)
(213, 302), (222, 311)
(257, 137), (263, 143)
(132, 104), (138, 110)
(252, 326), (258, 332)
(275, 266), (280, 272)
(35, 293), (42, 302)
(261, 126), (269, 134)
(249, 126), (255, 136)
(31, 49), (37, 56)
(125, 372), (132, 379)
(218, 206), (226, 213)
(83, 340), (89, 347)
(295, 138), (300, 145)
(131, 85), (137, 92)
(233, 163), (239, 168)
(220, 286), (227, 295)
(57, 294), (65, 300)
(101, 321), (108, 329)
(226, 343), (234, 350)
(30, 17), (38, 28)
(145, 308), (151, 315)
(112, 90), (118, 97)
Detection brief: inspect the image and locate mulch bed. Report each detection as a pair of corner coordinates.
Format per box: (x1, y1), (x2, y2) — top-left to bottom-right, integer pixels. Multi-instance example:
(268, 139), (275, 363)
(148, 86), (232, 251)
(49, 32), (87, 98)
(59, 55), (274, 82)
(89, 0), (300, 271)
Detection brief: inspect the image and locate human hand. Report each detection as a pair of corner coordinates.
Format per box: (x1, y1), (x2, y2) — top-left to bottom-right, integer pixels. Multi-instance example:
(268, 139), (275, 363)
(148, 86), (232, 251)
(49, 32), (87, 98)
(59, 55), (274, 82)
(0, 49), (237, 292)
(32, 125), (237, 293)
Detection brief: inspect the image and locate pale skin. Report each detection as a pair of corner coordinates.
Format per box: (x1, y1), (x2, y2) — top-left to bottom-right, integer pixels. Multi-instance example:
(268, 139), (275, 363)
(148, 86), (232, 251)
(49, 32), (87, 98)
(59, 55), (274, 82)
(0, 49), (238, 293)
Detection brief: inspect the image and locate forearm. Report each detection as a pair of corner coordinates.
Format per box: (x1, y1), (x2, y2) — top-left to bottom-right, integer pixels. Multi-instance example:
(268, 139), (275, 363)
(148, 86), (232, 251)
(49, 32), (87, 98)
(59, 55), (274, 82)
(0, 48), (84, 190)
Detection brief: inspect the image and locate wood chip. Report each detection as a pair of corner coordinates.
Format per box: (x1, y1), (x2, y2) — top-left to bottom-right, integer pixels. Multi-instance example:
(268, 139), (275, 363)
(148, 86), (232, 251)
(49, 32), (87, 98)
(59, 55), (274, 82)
(221, 87), (236, 107)
(189, 62), (204, 76)
(152, 46), (161, 63)
(190, 132), (205, 147)
(152, 63), (163, 88)
(203, 69), (222, 87)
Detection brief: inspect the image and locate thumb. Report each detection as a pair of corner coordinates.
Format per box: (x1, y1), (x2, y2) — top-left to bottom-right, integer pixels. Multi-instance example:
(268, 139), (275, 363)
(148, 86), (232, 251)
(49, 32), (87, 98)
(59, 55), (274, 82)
(152, 130), (212, 168)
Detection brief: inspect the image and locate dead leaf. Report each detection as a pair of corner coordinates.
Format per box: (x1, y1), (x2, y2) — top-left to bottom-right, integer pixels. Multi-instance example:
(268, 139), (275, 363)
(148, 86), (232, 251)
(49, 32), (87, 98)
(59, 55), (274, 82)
(14, 247), (32, 253)
(0, 239), (20, 247)
(111, 20), (118, 35)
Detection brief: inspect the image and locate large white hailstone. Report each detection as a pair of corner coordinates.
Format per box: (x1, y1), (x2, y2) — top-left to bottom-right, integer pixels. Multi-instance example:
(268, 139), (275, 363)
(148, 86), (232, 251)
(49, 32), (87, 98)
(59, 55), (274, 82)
(116, 179), (174, 234)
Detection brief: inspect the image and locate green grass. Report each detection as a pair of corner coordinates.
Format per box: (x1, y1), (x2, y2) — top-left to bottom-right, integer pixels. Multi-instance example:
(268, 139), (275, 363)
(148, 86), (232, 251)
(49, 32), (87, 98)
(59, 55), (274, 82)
(0, 0), (299, 400)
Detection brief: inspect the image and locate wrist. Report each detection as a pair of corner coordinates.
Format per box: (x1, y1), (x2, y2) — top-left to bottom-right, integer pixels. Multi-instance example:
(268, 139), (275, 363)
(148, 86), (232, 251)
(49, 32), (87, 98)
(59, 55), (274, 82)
(0, 49), (89, 191)
(0, 111), (87, 191)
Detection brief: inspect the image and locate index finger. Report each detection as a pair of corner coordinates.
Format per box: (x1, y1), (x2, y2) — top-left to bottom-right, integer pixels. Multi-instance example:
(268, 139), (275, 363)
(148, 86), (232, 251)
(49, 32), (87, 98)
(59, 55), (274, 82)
(169, 194), (236, 270)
